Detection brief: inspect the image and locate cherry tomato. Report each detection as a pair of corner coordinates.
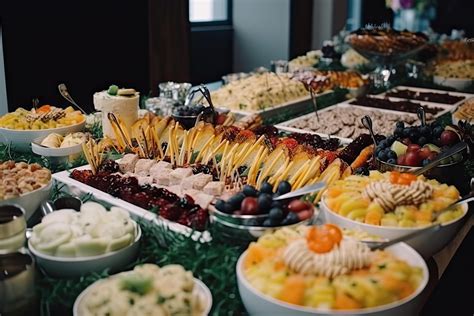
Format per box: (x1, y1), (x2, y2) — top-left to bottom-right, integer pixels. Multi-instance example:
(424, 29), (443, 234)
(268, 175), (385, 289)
(323, 223), (342, 244)
(308, 235), (334, 253)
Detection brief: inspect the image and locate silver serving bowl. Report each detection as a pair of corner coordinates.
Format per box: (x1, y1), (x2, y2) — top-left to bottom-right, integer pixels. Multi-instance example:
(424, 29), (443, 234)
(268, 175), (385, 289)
(376, 152), (470, 193)
(209, 206), (316, 243)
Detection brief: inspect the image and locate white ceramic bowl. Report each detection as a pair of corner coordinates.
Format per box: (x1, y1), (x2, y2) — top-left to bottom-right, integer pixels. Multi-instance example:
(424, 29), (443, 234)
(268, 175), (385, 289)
(237, 242), (429, 316)
(28, 224), (141, 278)
(0, 180), (52, 220)
(73, 273), (212, 316)
(320, 198), (469, 258)
(0, 120), (85, 152)
(433, 76), (473, 91)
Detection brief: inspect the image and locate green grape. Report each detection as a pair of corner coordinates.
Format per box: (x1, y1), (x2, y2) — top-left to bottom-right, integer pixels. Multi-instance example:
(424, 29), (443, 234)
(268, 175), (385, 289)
(108, 84), (119, 95)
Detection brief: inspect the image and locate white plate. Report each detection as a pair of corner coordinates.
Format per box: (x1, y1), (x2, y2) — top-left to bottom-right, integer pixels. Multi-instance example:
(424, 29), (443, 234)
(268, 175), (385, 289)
(73, 272), (212, 316)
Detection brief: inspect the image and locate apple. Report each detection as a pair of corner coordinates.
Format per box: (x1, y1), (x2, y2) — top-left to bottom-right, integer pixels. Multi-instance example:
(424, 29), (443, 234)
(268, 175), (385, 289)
(440, 130), (460, 146)
(241, 197), (259, 215)
(424, 143), (441, 153)
(418, 147), (432, 160)
(405, 151), (422, 166)
(397, 154), (406, 165)
(427, 151), (438, 161)
(407, 144), (421, 152)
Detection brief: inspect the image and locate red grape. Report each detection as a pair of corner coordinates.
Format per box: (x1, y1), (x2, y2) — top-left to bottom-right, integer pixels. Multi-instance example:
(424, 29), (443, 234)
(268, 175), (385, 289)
(241, 197), (259, 215)
(405, 151), (422, 166)
(397, 154), (406, 165)
(440, 130), (460, 146)
(418, 147), (431, 159)
(407, 144), (421, 152)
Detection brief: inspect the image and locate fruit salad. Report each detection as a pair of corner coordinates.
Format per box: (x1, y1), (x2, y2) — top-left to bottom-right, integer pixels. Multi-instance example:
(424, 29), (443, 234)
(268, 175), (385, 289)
(0, 106), (84, 130)
(375, 121), (463, 167)
(324, 171), (464, 227)
(243, 225), (423, 310)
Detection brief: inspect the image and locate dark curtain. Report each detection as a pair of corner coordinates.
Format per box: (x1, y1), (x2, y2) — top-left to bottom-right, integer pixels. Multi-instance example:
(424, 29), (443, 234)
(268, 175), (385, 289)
(0, 0), (191, 111)
(148, 0), (191, 95)
(431, 0), (474, 37)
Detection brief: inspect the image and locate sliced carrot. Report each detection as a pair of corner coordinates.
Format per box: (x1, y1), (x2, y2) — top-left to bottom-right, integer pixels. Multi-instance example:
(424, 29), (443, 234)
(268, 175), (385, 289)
(278, 275), (306, 305)
(350, 144), (374, 170)
(37, 105), (52, 113)
(334, 291), (362, 310)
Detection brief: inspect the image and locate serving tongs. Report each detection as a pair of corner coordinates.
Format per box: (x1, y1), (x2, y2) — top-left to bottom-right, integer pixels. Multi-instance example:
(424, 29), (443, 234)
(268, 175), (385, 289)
(416, 106), (426, 126)
(57, 83), (87, 114)
(309, 88), (320, 122)
(363, 191), (474, 250)
(107, 112), (134, 151)
(186, 85), (217, 127)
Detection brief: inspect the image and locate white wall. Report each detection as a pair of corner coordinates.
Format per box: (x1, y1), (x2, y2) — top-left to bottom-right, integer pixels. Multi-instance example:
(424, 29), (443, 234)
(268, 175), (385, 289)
(233, 0), (290, 72)
(0, 26), (7, 115)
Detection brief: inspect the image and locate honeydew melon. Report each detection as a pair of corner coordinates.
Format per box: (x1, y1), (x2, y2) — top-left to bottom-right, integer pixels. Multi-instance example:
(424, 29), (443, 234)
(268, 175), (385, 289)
(390, 141), (407, 157)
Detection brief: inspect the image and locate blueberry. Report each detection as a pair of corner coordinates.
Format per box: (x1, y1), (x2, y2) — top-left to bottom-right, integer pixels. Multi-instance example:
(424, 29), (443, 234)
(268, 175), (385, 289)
(387, 150), (397, 159)
(387, 158), (397, 164)
(394, 127), (404, 137)
(396, 121), (405, 129)
(375, 145), (383, 155)
(420, 126), (431, 136)
(270, 200), (282, 209)
(215, 199), (226, 212)
(378, 139), (388, 149)
(260, 182), (273, 194)
(377, 150), (387, 161)
(403, 128), (411, 137)
(243, 185), (258, 197)
(228, 193), (245, 209)
(262, 218), (278, 227)
(417, 136), (427, 146)
(268, 207), (283, 220)
(257, 193), (273, 212)
(277, 181), (292, 195)
(386, 136), (396, 145)
(433, 126), (444, 138)
(422, 159), (431, 166)
(281, 212), (299, 225)
(222, 202), (234, 214)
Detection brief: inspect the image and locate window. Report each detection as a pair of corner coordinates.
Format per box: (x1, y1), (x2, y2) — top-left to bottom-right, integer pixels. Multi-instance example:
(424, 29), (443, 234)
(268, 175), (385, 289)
(189, 0), (231, 24)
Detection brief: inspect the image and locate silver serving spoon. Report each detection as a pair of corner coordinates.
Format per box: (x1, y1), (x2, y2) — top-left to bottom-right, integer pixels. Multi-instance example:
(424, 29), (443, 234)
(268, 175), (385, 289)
(364, 192), (474, 250)
(58, 83), (87, 114)
(417, 106), (426, 126)
(412, 141), (467, 176)
(309, 88), (320, 122)
(273, 182), (326, 201)
(361, 115), (378, 146)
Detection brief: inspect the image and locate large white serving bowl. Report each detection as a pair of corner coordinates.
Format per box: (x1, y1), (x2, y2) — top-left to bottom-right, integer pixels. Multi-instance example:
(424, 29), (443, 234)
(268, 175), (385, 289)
(320, 198), (469, 258)
(0, 120), (86, 152)
(0, 180), (52, 220)
(237, 242), (428, 316)
(73, 273), (213, 316)
(28, 224), (141, 278)
(433, 76), (473, 91)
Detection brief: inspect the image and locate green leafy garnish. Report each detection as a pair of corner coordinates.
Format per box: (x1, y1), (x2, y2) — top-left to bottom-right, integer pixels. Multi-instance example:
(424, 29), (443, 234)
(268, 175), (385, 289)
(120, 275), (153, 296)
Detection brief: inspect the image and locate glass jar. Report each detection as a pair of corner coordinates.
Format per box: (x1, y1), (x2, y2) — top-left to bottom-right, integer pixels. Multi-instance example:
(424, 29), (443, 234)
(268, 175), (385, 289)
(0, 205), (37, 316)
